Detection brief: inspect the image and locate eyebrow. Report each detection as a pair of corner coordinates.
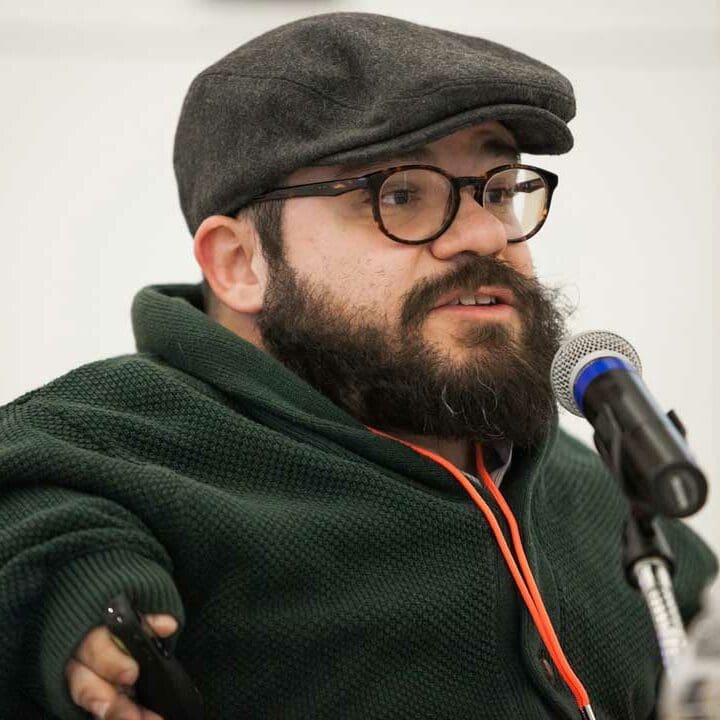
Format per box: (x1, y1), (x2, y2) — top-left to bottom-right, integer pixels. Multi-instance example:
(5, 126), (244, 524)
(328, 137), (521, 177)
(479, 139), (521, 163)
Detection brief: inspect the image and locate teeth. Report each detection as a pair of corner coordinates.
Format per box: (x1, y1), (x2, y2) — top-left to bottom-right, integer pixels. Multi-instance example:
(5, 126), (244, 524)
(474, 294), (496, 305)
(456, 294), (496, 306)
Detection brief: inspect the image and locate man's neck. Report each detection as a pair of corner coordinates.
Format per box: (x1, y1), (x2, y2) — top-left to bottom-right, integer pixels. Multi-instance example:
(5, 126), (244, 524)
(391, 434), (476, 475)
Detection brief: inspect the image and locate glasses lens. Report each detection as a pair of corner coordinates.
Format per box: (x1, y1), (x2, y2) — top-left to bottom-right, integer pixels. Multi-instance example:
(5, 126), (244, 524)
(483, 168), (548, 240)
(378, 169), (453, 242)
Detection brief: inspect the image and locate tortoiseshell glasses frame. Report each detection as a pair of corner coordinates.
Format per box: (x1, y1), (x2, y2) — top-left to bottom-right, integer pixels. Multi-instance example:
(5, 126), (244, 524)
(240, 163), (558, 245)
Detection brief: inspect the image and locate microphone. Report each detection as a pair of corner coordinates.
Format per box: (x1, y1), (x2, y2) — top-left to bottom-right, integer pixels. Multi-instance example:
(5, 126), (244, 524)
(550, 330), (707, 518)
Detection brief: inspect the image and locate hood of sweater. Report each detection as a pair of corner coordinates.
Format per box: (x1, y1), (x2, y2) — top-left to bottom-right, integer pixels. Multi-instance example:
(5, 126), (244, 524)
(131, 283), (560, 499)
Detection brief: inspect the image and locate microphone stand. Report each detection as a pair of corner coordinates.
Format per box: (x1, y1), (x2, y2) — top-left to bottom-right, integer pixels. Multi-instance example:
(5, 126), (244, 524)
(623, 513), (688, 669)
(592, 404), (689, 672)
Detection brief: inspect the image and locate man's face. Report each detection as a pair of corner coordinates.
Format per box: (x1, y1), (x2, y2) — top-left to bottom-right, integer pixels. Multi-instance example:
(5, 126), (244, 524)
(256, 122), (568, 447)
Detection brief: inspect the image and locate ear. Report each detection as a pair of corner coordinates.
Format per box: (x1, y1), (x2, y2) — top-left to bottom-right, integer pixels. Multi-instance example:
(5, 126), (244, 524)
(193, 213), (267, 315)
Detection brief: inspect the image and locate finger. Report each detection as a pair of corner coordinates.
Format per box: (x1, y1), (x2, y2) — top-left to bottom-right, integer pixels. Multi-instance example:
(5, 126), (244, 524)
(65, 658), (142, 720)
(143, 614), (178, 638)
(107, 692), (166, 720)
(140, 709), (165, 720)
(74, 625), (140, 686)
(103, 691), (145, 720)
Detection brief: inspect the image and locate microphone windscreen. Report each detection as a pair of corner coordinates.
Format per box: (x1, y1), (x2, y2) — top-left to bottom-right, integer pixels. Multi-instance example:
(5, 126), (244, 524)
(550, 330), (642, 416)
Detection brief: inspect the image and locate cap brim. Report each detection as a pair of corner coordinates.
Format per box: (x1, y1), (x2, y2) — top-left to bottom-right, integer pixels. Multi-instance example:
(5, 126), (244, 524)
(315, 104), (573, 169)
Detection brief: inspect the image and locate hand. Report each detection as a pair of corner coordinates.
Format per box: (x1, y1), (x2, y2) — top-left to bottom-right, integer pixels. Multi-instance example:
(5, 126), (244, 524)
(65, 613), (178, 720)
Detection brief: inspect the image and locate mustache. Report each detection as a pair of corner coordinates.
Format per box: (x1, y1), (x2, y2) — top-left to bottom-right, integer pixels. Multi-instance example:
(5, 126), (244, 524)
(400, 256), (540, 329)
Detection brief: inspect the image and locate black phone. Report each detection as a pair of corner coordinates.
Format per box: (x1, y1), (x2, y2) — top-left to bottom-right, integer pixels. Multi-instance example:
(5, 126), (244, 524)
(104, 593), (204, 720)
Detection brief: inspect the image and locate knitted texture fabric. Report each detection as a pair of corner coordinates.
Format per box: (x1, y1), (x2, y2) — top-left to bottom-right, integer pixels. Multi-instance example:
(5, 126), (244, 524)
(0, 284), (716, 720)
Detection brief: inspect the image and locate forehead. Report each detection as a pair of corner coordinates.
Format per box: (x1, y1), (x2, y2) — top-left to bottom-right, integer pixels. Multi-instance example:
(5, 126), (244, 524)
(288, 121), (519, 184)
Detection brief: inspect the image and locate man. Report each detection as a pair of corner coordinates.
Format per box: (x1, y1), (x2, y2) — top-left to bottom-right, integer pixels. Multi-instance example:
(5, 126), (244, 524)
(0, 12), (715, 720)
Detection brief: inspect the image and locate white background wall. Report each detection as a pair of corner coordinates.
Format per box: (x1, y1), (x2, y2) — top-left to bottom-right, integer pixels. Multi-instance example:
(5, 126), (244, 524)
(1, 1), (718, 571)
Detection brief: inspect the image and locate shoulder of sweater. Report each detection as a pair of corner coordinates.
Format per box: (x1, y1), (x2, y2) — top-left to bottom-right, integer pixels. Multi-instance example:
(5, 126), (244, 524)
(537, 426), (626, 509)
(2, 353), (223, 419)
(0, 354), (235, 462)
(546, 426), (610, 478)
(544, 430), (718, 585)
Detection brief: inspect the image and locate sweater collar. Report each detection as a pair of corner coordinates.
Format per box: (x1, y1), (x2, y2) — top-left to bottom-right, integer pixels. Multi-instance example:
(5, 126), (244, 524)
(131, 283), (559, 497)
(132, 282), (360, 428)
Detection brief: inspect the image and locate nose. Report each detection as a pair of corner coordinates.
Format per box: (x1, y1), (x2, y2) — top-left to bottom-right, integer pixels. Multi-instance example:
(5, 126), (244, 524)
(428, 188), (508, 261)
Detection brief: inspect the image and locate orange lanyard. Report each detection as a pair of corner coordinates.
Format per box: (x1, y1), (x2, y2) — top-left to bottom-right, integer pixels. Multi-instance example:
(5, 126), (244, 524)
(368, 427), (595, 719)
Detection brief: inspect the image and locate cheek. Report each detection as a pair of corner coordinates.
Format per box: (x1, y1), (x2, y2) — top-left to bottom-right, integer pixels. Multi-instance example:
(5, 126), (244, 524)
(282, 204), (357, 283)
(328, 255), (406, 318)
(503, 244), (534, 278)
(283, 202), (414, 309)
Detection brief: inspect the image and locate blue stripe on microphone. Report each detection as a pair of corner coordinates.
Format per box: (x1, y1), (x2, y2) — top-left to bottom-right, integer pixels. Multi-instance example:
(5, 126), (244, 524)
(574, 356), (637, 416)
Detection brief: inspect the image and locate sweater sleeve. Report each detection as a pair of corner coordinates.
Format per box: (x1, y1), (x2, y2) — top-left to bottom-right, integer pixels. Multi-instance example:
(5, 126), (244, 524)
(657, 516), (719, 624)
(0, 400), (186, 719)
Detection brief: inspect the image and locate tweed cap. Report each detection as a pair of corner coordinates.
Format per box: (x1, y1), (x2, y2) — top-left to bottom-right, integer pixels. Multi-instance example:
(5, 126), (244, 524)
(174, 12), (575, 235)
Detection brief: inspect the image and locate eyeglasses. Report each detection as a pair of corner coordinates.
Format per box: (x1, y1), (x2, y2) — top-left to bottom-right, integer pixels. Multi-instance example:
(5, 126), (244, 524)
(245, 163), (558, 245)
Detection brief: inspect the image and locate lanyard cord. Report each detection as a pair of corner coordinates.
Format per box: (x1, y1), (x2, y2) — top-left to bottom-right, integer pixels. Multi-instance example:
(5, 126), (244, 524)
(368, 427), (595, 718)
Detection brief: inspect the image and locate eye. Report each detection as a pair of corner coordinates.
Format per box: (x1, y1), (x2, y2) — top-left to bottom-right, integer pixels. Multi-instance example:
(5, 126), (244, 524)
(380, 186), (422, 208)
(485, 186), (514, 205)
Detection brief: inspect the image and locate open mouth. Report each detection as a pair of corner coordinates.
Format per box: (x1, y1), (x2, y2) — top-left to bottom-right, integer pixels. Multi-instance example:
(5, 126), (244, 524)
(432, 286), (515, 310)
(444, 293), (499, 307)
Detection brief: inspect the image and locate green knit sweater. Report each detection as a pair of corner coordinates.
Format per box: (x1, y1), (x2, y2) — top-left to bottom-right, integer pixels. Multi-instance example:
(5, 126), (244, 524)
(0, 284), (715, 720)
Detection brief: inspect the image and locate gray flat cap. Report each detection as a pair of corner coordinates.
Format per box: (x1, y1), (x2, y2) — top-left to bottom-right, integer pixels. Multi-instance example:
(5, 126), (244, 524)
(174, 12), (575, 235)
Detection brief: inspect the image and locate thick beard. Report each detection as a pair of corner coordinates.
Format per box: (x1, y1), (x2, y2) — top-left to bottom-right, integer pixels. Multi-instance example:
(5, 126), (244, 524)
(257, 252), (569, 449)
